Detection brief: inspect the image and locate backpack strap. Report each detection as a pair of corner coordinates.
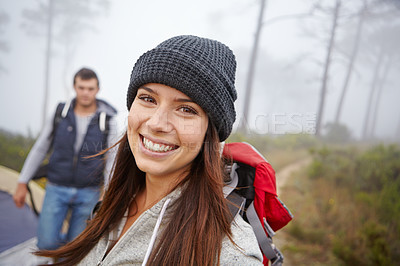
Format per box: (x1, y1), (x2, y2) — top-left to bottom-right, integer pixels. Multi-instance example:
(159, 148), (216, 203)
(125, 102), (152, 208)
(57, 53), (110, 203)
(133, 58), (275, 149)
(223, 163), (239, 197)
(49, 100), (70, 140)
(61, 100), (70, 118)
(99, 111), (107, 132)
(226, 189), (284, 265)
(99, 111), (111, 147)
(226, 192), (245, 218)
(246, 202), (284, 266)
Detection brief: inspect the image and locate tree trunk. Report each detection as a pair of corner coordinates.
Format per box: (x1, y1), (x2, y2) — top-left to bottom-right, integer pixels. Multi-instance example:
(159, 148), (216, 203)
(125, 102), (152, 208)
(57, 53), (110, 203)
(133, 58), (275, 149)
(369, 56), (391, 138)
(396, 115), (400, 142)
(240, 0), (267, 133)
(362, 46), (384, 140)
(315, 0), (341, 137)
(41, 0), (54, 130)
(334, 4), (365, 124)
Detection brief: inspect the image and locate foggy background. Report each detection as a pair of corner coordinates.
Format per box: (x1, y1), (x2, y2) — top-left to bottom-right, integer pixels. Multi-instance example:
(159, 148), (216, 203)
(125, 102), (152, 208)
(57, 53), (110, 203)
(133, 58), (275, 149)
(0, 0), (399, 141)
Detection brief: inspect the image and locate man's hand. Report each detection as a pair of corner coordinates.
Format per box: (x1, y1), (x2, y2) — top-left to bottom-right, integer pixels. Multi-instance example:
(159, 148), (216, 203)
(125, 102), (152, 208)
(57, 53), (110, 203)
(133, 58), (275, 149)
(13, 183), (28, 208)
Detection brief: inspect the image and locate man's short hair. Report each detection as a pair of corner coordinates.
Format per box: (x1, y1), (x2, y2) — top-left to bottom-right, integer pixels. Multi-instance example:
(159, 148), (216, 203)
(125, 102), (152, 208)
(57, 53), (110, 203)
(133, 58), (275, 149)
(74, 68), (99, 87)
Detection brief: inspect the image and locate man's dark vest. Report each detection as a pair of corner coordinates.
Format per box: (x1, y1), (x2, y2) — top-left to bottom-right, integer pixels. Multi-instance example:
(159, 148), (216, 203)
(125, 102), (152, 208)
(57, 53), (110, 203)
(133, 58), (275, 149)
(47, 103), (108, 188)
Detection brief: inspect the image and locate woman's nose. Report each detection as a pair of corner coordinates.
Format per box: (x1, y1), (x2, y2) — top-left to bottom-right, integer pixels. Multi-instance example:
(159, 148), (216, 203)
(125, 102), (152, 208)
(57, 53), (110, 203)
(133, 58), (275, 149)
(146, 107), (173, 133)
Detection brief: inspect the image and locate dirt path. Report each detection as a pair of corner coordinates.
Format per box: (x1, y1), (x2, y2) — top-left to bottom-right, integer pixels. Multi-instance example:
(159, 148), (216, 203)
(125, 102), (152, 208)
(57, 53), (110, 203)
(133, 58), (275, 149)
(273, 157), (312, 266)
(275, 157), (312, 193)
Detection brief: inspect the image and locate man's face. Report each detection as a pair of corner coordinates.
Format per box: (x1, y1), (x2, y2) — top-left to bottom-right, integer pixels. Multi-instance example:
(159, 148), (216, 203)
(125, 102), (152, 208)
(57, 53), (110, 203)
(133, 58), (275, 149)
(74, 77), (99, 107)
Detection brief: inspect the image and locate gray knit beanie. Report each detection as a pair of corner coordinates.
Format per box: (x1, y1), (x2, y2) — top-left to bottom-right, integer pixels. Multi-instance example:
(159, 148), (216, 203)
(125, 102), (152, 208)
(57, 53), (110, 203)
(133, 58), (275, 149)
(126, 35), (237, 141)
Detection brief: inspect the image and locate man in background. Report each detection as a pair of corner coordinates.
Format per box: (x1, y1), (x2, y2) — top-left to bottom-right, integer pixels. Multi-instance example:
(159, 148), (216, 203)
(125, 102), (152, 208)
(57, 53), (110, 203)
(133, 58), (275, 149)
(13, 67), (118, 250)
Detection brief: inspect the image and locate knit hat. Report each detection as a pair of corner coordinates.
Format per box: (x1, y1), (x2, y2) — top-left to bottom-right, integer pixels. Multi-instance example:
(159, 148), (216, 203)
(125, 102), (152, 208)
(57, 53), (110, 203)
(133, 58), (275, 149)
(126, 35), (237, 141)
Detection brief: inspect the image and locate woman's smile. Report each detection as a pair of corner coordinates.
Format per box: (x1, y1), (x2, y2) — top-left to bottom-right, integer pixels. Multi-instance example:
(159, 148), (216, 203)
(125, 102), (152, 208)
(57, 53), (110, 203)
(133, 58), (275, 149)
(140, 134), (179, 153)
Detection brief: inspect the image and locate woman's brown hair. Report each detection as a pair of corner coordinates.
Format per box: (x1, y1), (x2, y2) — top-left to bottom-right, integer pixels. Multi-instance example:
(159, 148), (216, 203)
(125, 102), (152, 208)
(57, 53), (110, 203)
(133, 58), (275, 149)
(35, 122), (233, 265)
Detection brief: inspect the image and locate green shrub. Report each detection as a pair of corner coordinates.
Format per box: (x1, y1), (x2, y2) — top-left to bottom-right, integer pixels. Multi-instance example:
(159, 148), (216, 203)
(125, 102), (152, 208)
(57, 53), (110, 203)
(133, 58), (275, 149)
(360, 221), (391, 266)
(323, 122), (352, 143)
(309, 160), (325, 179)
(332, 234), (363, 266)
(287, 222), (326, 245)
(0, 129), (35, 171)
(356, 145), (400, 192)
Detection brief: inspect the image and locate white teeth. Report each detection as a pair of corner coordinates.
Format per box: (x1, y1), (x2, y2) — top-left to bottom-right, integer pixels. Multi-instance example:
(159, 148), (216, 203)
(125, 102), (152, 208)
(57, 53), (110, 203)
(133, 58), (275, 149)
(143, 137), (175, 152)
(154, 143), (160, 151)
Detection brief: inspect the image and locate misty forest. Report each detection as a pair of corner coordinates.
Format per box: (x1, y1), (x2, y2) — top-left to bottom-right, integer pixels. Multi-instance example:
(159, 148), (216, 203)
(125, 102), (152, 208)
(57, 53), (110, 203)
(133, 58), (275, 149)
(1, 0), (400, 265)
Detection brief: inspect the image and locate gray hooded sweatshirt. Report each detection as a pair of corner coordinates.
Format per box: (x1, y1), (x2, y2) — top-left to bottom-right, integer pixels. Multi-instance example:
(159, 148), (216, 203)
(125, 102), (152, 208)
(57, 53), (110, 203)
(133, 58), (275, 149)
(78, 189), (263, 265)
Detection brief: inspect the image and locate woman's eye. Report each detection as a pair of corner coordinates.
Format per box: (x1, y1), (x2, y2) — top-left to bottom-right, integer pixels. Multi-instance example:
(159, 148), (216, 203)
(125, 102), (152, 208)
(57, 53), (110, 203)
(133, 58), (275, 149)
(138, 95), (155, 103)
(179, 106), (198, 115)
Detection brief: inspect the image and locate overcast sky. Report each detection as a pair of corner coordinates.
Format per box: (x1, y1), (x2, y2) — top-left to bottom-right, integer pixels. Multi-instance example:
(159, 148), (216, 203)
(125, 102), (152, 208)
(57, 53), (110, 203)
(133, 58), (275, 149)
(0, 0), (399, 140)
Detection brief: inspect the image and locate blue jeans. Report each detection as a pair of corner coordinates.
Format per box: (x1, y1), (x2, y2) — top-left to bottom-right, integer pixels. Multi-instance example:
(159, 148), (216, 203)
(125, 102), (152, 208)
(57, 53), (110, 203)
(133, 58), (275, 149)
(37, 183), (100, 250)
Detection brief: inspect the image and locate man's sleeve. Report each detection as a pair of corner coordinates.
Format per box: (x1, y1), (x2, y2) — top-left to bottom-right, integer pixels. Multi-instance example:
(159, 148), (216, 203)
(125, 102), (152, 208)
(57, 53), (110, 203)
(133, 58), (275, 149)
(18, 113), (55, 184)
(103, 115), (120, 188)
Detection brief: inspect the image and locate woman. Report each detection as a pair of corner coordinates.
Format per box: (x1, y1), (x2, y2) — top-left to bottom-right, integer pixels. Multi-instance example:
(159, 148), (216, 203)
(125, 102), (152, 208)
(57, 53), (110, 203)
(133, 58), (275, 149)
(36, 35), (263, 265)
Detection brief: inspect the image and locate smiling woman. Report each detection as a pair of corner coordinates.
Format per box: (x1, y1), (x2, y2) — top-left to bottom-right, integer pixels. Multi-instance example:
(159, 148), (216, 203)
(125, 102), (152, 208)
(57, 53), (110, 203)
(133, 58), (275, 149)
(35, 35), (263, 265)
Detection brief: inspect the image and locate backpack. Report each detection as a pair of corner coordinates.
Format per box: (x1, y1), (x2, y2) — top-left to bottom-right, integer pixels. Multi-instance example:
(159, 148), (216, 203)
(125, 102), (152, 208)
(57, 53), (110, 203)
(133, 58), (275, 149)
(222, 142), (293, 266)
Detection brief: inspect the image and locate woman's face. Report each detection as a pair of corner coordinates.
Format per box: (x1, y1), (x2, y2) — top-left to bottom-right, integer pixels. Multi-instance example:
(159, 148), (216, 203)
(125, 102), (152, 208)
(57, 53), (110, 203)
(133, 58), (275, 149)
(127, 83), (209, 182)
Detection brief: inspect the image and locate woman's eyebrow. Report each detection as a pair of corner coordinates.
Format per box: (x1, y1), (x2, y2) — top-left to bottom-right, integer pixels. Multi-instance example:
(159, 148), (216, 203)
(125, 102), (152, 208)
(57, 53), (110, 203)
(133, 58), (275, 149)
(140, 86), (195, 103)
(175, 98), (195, 103)
(139, 86), (158, 95)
